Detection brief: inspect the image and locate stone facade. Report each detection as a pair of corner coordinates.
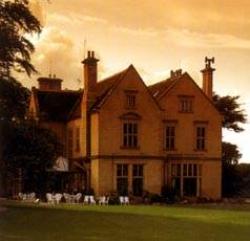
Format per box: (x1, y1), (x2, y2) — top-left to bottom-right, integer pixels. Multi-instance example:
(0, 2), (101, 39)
(29, 52), (222, 199)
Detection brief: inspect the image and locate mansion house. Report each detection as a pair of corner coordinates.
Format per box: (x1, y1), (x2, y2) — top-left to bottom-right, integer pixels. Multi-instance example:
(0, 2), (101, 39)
(28, 52), (222, 199)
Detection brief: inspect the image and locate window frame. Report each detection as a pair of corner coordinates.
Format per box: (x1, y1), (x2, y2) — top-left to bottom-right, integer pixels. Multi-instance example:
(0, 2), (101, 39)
(116, 164), (129, 196)
(124, 90), (138, 109)
(132, 164), (144, 196)
(122, 121), (139, 149)
(178, 95), (194, 113)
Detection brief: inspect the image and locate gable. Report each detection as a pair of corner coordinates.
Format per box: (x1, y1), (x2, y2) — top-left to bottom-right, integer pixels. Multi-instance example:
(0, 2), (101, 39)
(157, 72), (221, 119)
(97, 65), (162, 112)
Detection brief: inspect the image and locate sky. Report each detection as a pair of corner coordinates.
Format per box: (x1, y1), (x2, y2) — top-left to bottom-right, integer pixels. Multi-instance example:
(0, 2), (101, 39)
(24, 0), (250, 162)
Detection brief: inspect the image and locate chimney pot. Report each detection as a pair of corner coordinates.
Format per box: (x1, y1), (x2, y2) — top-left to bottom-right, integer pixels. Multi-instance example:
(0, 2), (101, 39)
(87, 51), (91, 58)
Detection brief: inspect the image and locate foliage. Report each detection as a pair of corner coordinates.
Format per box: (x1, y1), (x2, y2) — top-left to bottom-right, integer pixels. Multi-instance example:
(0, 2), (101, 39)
(213, 94), (247, 132)
(213, 94), (247, 197)
(4, 121), (61, 172)
(0, 0), (41, 77)
(222, 142), (242, 165)
(0, 76), (30, 121)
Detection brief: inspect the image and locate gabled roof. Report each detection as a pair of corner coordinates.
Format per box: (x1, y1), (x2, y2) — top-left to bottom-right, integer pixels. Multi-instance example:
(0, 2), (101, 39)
(149, 72), (221, 116)
(34, 89), (82, 122)
(90, 67), (130, 110)
(148, 76), (180, 99)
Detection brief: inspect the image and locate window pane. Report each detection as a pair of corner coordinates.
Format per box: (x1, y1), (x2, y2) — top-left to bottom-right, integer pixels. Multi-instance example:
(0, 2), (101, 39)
(117, 178), (128, 195)
(188, 164), (192, 176)
(133, 178), (143, 196)
(193, 164), (197, 176)
(183, 164), (187, 176)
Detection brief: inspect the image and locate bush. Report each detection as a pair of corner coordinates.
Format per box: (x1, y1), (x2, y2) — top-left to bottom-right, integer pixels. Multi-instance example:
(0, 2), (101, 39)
(107, 191), (120, 205)
(161, 185), (178, 204)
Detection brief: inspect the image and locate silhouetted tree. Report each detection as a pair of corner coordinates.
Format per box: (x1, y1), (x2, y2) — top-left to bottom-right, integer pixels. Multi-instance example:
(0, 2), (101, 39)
(0, 0), (41, 77)
(4, 121), (61, 195)
(213, 94), (247, 132)
(213, 94), (247, 197)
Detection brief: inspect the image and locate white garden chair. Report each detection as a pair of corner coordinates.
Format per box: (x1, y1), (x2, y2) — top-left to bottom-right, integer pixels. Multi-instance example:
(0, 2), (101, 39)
(119, 196), (125, 205)
(83, 195), (89, 205)
(98, 196), (106, 205)
(27, 192), (36, 201)
(124, 196), (129, 205)
(46, 193), (54, 204)
(54, 193), (62, 204)
(89, 196), (96, 205)
(63, 193), (71, 203)
(74, 193), (82, 203)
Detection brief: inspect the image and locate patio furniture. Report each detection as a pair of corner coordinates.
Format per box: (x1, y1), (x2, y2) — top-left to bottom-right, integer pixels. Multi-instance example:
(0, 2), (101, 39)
(99, 196), (109, 205)
(46, 193), (54, 204)
(18, 192), (37, 202)
(83, 195), (89, 205)
(124, 196), (129, 205)
(89, 195), (96, 205)
(119, 196), (125, 205)
(74, 193), (82, 203)
(55, 193), (63, 204)
(63, 193), (72, 203)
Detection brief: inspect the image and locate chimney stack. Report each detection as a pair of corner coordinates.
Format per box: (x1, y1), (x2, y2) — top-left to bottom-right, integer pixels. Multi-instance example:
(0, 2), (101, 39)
(81, 50), (99, 93)
(37, 76), (62, 91)
(201, 57), (215, 99)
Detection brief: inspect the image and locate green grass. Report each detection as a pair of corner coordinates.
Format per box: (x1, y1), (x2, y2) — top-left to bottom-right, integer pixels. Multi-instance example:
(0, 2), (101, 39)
(1, 202), (250, 241)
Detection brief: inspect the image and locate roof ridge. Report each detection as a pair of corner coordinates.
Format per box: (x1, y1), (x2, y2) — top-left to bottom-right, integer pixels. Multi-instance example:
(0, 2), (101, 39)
(97, 67), (129, 84)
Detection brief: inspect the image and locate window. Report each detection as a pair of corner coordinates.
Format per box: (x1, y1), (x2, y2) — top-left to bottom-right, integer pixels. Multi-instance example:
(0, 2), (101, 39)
(196, 126), (206, 150)
(132, 165), (143, 196)
(183, 163), (202, 197)
(171, 164), (181, 195)
(171, 163), (202, 197)
(75, 127), (80, 152)
(126, 94), (136, 109)
(123, 122), (138, 148)
(179, 96), (193, 112)
(117, 164), (128, 195)
(67, 128), (73, 158)
(165, 126), (175, 150)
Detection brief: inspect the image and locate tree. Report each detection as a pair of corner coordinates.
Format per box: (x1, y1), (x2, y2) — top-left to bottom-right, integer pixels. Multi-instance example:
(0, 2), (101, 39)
(221, 142), (242, 196)
(0, 0), (41, 77)
(3, 121), (61, 195)
(213, 94), (247, 132)
(213, 94), (247, 197)
(0, 1), (60, 197)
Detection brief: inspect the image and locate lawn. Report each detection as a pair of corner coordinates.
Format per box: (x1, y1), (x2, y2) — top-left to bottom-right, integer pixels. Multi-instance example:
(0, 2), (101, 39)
(1, 202), (250, 241)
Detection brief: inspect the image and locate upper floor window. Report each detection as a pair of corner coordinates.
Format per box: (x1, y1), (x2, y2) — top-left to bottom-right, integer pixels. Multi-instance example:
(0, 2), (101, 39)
(165, 125), (175, 150)
(124, 90), (137, 109)
(179, 96), (194, 113)
(196, 126), (206, 151)
(123, 122), (138, 148)
(126, 94), (136, 108)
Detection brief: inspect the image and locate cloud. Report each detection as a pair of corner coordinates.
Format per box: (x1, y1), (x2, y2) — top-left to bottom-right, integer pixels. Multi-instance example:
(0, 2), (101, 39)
(164, 28), (250, 49)
(29, 27), (83, 89)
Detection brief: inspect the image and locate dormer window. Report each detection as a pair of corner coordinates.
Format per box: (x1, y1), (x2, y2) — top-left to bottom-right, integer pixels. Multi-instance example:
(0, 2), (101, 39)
(179, 95), (194, 113)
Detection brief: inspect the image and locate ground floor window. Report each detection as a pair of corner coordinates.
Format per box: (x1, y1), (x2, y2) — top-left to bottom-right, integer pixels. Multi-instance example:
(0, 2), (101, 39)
(117, 164), (128, 195)
(132, 164), (143, 196)
(116, 163), (144, 196)
(171, 163), (202, 197)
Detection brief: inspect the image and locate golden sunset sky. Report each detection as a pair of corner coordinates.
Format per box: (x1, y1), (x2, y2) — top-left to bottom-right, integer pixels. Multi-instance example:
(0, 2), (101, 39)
(25, 0), (250, 162)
